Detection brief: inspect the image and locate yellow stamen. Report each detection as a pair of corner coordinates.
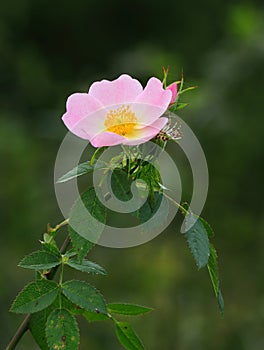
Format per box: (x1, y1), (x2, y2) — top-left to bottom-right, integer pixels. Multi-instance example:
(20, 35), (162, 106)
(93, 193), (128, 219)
(104, 105), (137, 136)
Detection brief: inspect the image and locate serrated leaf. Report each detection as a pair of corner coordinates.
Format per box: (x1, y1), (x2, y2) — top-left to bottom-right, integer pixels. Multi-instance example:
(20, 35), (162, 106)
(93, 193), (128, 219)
(67, 259), (106, 275)
(111, 169), (133, 202)
(57, 161), (103, 183)
(108, 303), (153, 316)
(18, 251), (61, 270)
(132, 192), (163, 223)
(218, 290), (225, 316)
(183, 211), (210, 269)
(46, 309), (80, 350)
(29, 294), (80, 349)
(68, 225), (94, 262)
(62, 280), (107, 314)
(64, 249), (77, 258)
(73, 309), (109, 322)
(207, 244), (219, 296)
(10, 280), (58, 314)
(69, 187), (106, 260)
(181, 203), (214, 238)
(115, 321), (144, 350)
(42, 242), (61, 257)
(30, 307), (52, 350)
(207, 244), (224, 315)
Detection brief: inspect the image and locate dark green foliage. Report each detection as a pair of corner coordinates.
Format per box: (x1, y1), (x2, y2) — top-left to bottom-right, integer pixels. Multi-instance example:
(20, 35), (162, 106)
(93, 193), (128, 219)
(10, 280), (58, 314)
(56, 161), (101, 183)
(68, 225), (94, 263)
(46, 309), (80, 350)
(111, 169), (133, 201)
(62, 280), (107, 314)
(115, 321), (144, 350)
(67, 258), (106, 275)
(18, 251), (61, 270)
(69, 188), (107, 257)
(183, 211), (210, 269)
(108, 303), (153, 316)
(42, 242), (61, 257)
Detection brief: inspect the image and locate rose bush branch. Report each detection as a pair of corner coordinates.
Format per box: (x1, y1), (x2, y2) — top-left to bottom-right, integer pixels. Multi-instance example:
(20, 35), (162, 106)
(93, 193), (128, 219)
(7, 71), (223, 350)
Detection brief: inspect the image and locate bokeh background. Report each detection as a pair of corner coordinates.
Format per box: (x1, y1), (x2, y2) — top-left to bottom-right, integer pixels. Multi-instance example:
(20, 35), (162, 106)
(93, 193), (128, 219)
(1, 0), (264, 349)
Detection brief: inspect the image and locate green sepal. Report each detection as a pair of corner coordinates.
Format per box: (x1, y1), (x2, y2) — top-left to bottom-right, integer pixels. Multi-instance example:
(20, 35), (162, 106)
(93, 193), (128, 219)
(169, 102), (188, 113)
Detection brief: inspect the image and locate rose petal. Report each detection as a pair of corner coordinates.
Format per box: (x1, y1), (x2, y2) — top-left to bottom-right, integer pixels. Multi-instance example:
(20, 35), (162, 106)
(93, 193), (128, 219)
(135, 77), (172, 107)
(90, 131), (127, 147)
(89, 74), (143, 107)
(166, 82), (178, 104)
(124, 117), (168, 145)
(129, 103), (167, 128)
(62, 93), (105, 139)
(133, 77), (172, 124)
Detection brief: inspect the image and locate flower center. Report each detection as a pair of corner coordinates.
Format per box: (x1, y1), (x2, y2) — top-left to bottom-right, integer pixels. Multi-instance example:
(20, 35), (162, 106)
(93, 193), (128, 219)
(104, 105), (138, 136)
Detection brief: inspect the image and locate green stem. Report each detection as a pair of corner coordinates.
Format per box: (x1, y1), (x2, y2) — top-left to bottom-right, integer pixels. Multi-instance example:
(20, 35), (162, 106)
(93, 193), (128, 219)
(5, 222), (71, 350)
(90, 147), (104, 166)
(163, 191), (189, 216)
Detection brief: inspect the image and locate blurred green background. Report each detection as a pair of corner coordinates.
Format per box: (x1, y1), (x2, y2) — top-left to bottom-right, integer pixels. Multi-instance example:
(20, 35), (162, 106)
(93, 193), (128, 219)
(1, 0), (264, 349)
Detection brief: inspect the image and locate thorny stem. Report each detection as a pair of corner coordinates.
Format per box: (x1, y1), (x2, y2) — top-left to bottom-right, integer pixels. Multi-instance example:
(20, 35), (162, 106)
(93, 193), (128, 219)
(5, 220), (71, 350)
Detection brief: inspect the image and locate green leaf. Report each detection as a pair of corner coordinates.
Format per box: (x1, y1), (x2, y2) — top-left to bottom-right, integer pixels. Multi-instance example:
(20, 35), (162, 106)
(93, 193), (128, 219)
(18, 251), (61, 270)
(108, 303), (153, 316)
(64, 249), (77, 258)
(57, 161), (104, 183)
(81, 310), (109, 322)
(29, 294), (80, 349)
(69, 187), (107, 260)
(10, 280), (58, 314)
(46, 309), (80, 350)
(218, 290), (225, 316)
(67, 258), (106, 275)
(183, 210), (210, 269)
(115, 321), (144, 350)
(133, 191), (163, 223)
(29, 307), (52, 350)
(181, 203), (214, 238)
(42, 242), (61, 257)
(207, 244), (224, 315)
(111, 169), (133, 201)
(207, 244), (219, 296)
(69, 225), (94, 262)
(62, 280), (107, 314)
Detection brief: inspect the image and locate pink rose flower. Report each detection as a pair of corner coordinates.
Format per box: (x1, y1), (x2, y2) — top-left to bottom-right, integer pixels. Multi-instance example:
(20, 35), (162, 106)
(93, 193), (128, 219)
(62, 74), (172, 147)
(166, 82), (178, 105)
